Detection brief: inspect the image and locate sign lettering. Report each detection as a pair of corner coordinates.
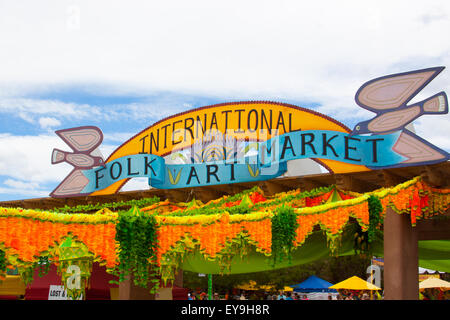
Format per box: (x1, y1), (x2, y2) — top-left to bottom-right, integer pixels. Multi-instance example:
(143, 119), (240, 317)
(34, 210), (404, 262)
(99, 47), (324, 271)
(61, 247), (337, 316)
(50, 67), (449, 198)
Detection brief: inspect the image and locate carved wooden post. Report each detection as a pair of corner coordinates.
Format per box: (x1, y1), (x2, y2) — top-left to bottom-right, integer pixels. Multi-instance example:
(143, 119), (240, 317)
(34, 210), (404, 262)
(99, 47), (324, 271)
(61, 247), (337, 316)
(118, 269), (183, 300)
(173, 269), (183, 288)
(383, 207), (419, 300)
(118, 276), (155, 300)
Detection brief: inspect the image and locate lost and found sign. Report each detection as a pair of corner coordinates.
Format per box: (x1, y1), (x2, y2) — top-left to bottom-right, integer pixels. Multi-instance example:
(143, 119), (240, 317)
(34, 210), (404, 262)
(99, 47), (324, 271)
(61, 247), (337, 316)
(50, 67), (449, 198)
(48, 285), (82, 300)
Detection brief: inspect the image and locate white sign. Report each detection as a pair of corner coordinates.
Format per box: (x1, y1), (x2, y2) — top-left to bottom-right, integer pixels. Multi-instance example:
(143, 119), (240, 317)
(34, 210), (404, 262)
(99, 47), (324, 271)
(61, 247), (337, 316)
(366, 264), (381, 288)
(48, 285), (83, 300)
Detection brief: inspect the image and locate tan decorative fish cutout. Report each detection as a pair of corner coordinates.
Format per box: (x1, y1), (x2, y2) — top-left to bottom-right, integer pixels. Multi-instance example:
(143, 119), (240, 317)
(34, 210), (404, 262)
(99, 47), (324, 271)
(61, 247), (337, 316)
(50, 126), (105, 198)
(352, 67), (447, 134)
(351, 67), (449, 167)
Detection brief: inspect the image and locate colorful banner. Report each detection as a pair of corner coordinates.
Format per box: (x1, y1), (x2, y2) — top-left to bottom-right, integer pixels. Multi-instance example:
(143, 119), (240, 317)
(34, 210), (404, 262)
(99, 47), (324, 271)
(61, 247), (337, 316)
(258, 130), (406, 168)
(50, 67), (450, 197)
(64, 128), (447, 195)
(81, 153), (286, 191)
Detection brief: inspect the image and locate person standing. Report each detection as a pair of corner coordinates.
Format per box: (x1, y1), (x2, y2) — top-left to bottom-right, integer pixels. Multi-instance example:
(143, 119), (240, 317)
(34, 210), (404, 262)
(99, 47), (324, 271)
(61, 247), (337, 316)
(277, 292), (287, 300)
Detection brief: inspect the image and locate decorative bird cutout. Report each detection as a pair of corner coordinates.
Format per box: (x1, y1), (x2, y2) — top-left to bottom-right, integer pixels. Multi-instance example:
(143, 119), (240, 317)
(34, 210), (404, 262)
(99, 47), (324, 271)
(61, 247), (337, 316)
(50, 126), (105, 198)
(351, 66), (448, 135)
(351, 66), (449, 167)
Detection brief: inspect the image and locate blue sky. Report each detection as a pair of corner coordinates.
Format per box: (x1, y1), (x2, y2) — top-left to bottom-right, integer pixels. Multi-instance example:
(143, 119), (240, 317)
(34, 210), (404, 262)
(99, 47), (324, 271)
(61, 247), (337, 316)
(0, 1), (449, 201)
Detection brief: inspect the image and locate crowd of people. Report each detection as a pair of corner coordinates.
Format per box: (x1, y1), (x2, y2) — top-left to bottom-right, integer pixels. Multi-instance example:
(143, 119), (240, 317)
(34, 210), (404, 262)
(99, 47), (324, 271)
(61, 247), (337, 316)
(186, 288), (449, 300)
(186, 289), (386, 300)
(336, 289), (382, 300)
(187, 290), (311, 300)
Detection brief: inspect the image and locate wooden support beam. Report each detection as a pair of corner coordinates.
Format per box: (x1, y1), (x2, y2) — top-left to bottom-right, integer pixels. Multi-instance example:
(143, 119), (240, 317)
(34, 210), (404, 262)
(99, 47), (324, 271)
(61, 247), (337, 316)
(173, 269), (183, 288)
(417, 217), (450, 240)
(192, 187), (223, 203)
(87, 195), (115, 203)
(116, 194), (138, 201)
(421, 165), (449, 188)
(381, 169), (406, 187)
(209, 184), (234, 195)
(22, 199), (40, 209)
(118, 270), (182, 300)
(229, 184), (249, 194)
(296, 178), (325, 191)
(334, 175), (352, 190)
(163, 189), (190, 203)
(112, 194), (136, 202)
(263, 180), (286, 196)
(383, 207), (419, 300)
(334, 174), (377, 192)
(118, 276), (155, 300)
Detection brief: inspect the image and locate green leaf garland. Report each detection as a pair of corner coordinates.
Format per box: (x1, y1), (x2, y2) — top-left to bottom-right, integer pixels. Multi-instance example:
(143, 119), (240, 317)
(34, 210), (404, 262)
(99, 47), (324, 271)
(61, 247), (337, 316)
(56, 196), (160, 214)
(114, 206), (160, 293)
(367, 195), (383, 243)
(353, 195), (383, 254)
(0, 249), (6, 281)
(271, 205), (299, 266)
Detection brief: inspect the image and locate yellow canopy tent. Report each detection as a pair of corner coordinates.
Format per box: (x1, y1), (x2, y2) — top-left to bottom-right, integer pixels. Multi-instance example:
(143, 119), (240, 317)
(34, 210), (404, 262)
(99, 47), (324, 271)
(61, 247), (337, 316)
(419, 278), (450, 291)
(329, 276), (381, 291)
(236, 280), (293, 292)
(0, 275), (26, 297)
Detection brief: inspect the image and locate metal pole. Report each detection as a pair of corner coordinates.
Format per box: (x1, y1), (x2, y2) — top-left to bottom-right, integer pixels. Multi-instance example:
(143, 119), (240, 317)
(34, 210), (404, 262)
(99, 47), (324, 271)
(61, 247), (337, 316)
(208, 274), (213, 300)
(370, 269), (373, 300)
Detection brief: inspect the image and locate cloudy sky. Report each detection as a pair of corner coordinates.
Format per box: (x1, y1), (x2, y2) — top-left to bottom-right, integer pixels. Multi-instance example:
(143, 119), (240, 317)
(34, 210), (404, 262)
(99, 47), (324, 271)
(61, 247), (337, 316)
(0, 0), (449, 201)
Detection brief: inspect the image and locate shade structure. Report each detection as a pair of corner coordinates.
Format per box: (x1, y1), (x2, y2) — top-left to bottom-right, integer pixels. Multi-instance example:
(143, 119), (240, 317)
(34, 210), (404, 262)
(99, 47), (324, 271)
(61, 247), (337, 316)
(419, 278), (450, 291)
(329, 276), (381, 291)
(0, 275), (26, 298)
(290, 275), (337, 293)
(236, 280), (293, 292)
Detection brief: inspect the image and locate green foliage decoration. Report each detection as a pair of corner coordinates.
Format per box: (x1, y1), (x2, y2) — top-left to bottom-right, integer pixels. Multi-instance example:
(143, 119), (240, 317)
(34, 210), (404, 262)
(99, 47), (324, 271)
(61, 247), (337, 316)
(167, 185), (336, 217)
(271, 205), (299, 266)
(56, 196), (160, 214)
(367, 195), (383, 243)
(18, 264), (35, 286)
(0, 251), (52, 285)
(252, 186), (335, 211)
(114, 206), (160, 293)
(37, 256), (51, 277)
(354, 195), (383, 254)
(157, 231), (265, 284)
(0, 249), (6, 281)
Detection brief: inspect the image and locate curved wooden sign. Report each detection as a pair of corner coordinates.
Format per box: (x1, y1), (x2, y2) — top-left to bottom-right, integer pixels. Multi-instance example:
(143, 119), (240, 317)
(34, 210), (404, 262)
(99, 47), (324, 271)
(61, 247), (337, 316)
(50, 67), (449, 198)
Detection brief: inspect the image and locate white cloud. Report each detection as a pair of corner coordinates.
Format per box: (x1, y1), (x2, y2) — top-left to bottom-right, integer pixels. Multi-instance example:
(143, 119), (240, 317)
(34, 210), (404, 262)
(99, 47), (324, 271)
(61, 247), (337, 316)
(102, 132), (135, 143)
(3, 179), (40, 190)
(0, 0), (449, 200)
(0, 97), (101, 119)
(0, 186), (49, 198)
(0, 133), (119, 183)
(0, 178), (49, 198)
(0, 0), (448, 106)
(0, 132), (129, 200)
(0, 95), (191, 129)
(414, 115), (450, 151)
(0, 1), (448, 127)
(120, 177), (150, 192)
(18, 111), (36, 124)
(39, 117), (61, 129)
(0, 134), (73, 183)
